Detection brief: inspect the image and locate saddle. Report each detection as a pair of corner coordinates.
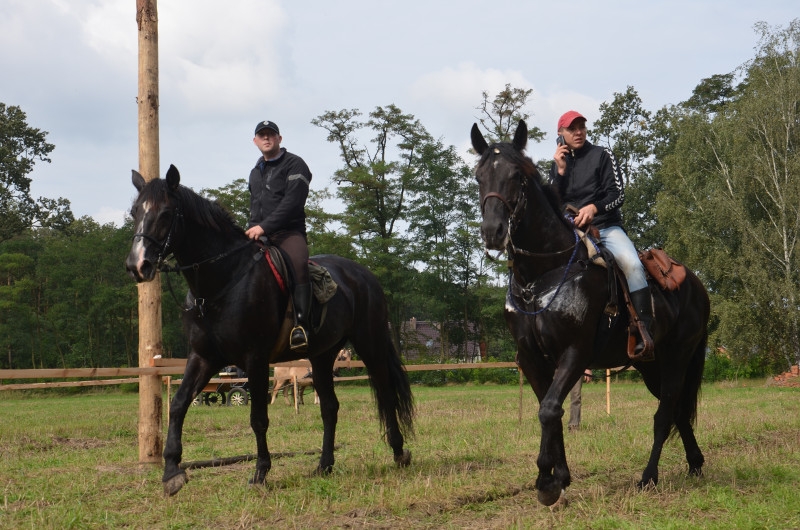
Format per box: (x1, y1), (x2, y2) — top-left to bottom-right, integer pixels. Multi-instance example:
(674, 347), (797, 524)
(259, 245), (338, 330)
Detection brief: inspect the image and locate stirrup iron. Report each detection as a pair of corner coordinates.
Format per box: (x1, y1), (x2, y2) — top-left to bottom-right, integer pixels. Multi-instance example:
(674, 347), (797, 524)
(290, 325), (308, 352)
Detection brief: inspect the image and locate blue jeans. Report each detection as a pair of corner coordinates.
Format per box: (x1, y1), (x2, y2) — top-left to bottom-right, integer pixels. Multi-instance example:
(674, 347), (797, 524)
(599, 225), (647, 291)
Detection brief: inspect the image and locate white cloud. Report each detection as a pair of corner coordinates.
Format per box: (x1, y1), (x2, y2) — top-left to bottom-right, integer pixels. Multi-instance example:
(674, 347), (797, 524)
(83, 1), (136, 58)
(410, 62), (533, 113)
(159, 1), (288, 116)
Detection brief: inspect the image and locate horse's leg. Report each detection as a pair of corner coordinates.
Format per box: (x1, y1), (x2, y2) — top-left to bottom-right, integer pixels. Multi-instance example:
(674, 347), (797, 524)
(309, 352), (340, 474)
(270, 378), (284, 405)
(247, 364), (272, 485)
(515, 348), (564, 506)
(284, 383), (293, 405)
(676, 415), (704, 476)
(519, 344), (586, 506)
(674, 338), (706, 477)
(163, 353), (219, 496)
(637, 366), (686, 489)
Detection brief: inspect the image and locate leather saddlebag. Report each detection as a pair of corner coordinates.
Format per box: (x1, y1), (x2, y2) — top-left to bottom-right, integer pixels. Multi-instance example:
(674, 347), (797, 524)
(639, 248), (686, 291)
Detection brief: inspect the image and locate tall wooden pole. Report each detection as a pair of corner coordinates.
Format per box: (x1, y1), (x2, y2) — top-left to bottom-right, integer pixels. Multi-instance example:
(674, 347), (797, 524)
(136, 0), (163, 463)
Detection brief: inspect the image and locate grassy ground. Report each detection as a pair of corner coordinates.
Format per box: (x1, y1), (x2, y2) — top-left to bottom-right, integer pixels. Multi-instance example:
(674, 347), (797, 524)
(1, 380), (799, 529)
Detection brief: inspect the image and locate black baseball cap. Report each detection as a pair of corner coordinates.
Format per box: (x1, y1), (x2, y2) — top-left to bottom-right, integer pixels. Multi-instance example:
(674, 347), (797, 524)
(254, 120), (280, 135)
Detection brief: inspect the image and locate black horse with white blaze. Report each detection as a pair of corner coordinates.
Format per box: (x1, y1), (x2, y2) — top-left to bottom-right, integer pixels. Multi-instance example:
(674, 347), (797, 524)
(125, 165), (414, 496)
(471, 121), (709, 506)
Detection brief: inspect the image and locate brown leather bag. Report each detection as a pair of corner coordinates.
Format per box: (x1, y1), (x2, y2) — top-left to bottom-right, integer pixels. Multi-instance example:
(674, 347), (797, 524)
(639, 248), (686, 291)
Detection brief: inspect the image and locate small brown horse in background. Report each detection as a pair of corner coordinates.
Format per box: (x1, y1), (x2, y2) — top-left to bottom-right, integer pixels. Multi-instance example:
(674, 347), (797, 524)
(271, 349), (352, 405)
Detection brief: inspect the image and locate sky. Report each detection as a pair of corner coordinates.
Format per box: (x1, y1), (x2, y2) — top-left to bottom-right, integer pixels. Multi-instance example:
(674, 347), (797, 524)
(1, 1), (796, 227)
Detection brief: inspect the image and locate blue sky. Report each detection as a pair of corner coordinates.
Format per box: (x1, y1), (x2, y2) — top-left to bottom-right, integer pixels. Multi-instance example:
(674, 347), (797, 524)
(1, 0), (796, 225)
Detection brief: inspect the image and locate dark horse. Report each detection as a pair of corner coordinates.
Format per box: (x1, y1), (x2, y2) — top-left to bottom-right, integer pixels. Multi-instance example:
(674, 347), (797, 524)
(471, 121), (709, 506)
(125, 165), (413, 496)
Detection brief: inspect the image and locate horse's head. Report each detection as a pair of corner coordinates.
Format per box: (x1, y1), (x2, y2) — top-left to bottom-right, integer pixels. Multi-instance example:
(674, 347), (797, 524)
(125, 164), (183, 282)
(471, 120), (533, 251)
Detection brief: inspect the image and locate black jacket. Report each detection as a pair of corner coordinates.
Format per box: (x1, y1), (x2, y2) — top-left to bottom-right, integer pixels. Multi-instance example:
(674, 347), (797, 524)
(247, 148), (312, 236)
(548, 141), (624, 229)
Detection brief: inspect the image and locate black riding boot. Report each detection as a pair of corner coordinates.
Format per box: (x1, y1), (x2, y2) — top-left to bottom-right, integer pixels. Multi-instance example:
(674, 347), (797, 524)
(290, 283), (312, 353)
(630, 288), (655, 361)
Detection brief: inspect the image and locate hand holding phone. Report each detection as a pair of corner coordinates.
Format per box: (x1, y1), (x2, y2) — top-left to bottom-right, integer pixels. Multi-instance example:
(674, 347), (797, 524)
(554, 135), (569, 174)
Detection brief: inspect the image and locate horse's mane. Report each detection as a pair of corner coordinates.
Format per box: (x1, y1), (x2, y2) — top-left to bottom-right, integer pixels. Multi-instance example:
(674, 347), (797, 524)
(141, 178), (246, 238)
(478, 142), (573, 230)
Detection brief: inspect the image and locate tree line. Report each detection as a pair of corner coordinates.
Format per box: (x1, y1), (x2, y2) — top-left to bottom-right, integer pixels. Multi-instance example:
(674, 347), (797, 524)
(1, 20), (798, 379)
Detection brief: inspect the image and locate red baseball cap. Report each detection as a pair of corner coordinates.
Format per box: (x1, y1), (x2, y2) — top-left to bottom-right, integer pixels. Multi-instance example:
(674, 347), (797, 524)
(557, 110), (586, 130)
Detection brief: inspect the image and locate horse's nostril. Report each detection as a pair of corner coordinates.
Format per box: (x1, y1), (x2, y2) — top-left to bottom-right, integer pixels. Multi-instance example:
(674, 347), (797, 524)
(482, 222), (507, 248)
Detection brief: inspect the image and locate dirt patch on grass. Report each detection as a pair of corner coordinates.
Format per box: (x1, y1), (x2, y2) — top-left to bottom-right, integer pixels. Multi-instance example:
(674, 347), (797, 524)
(3, 435), (110, 454)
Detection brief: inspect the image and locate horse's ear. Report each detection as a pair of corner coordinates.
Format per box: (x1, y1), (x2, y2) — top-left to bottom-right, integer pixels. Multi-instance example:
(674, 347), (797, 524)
(513, 120), (528, 151)
(132, 170), (146, 191)
(471, 123), (488, 155)
(166, 164), (180, 190)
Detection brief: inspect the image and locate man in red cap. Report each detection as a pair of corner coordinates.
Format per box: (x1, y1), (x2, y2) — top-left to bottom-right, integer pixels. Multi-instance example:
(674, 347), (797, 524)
(246, 120), (313, 353)
(549, 110), (653, 360)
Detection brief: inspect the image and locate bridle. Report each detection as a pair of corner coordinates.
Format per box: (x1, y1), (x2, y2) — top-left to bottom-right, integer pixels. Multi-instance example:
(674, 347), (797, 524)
(480, 163), (577, 261)
(479, 151), (583, 316)
(131, 195), (183, 271)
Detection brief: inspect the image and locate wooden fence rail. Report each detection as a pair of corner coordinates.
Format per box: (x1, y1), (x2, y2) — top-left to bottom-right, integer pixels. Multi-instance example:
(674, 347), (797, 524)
(0, 359), (520, 391)
(0, 360), (625, 416)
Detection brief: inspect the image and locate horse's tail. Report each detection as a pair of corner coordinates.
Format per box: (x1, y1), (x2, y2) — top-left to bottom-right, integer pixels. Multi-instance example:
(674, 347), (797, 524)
(682, 328), (707, 427)
(368, 334), (415, 439)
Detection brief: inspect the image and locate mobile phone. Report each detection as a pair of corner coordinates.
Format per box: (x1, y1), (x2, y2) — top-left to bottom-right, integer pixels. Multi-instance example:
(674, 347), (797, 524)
(556, 135), (566, 146)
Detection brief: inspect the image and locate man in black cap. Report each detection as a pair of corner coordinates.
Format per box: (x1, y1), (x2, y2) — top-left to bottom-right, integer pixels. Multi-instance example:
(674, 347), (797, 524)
(246, 120), (313, 353)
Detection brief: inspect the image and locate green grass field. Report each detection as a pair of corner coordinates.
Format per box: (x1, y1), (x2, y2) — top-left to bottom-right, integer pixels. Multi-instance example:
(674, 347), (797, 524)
(1, 381), (799, 529)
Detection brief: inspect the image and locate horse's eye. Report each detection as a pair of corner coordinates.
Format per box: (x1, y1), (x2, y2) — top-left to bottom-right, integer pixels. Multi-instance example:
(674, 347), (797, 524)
(157, 210), (173, 224)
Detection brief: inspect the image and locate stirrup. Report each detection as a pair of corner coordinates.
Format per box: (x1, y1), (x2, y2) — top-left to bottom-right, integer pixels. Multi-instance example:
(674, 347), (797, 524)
(289, 325), (308, 352)
(627, 324), (654, 362)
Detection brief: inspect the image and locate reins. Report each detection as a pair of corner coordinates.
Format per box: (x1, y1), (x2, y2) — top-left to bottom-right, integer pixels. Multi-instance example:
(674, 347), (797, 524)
(506, 227), (581, 316)
(158, 240), (255, 315)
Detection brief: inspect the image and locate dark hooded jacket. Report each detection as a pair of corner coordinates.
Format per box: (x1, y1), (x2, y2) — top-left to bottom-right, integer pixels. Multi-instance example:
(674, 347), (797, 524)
(548, 140), (625, 229)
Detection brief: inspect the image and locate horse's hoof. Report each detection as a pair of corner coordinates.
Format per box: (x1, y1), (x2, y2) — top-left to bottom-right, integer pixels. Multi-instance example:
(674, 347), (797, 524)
(636, 477), (658, 491)
(249, 472), (268, 485)
(537, 487), (564, 507)
(394, 449), (412, 468)
(548, 490), (569, 511)
(312, 465), (333, 476)
(163, 471), (188, 497)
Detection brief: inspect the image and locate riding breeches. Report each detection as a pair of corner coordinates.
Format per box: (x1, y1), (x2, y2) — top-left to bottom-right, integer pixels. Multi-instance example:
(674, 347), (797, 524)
(269, 230), (309, 285)
(599, 225), (647, 291)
